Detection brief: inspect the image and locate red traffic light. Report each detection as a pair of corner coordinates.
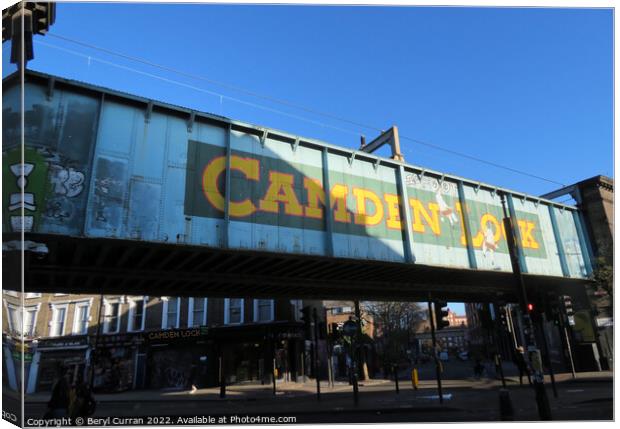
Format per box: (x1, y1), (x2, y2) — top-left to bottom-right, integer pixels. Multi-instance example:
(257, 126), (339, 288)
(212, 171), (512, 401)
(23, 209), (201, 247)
(527, 303), (534, 312)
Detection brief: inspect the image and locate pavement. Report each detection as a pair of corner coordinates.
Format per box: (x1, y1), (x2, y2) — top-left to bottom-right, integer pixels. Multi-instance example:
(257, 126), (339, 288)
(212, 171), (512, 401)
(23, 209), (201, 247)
(10, 368), (612, 422)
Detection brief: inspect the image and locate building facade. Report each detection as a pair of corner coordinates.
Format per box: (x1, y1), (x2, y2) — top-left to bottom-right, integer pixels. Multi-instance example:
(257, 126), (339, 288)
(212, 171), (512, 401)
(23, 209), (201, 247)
(2, 291), (308, 393)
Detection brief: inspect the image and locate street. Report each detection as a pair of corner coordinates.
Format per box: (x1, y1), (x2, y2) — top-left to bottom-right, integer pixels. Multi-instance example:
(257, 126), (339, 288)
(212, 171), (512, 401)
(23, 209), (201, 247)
(10, 365), (612, 424)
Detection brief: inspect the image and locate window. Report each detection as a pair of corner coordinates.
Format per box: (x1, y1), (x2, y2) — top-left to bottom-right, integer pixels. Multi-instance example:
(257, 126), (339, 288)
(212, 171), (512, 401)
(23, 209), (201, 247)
(5, 302), (39, 337)
(128, 297), (147, 332)
(253, 299), (274, 322)
(50, 304), (68, 337)
(72, 302), (91, 335)
(103, 300), (122, 334)
(162, 297), (180, 329)
(24, 308), (37, 336)
(25, 293), (41, 299)
(188, 298), (207, 327)
(224, 298), (244, 325)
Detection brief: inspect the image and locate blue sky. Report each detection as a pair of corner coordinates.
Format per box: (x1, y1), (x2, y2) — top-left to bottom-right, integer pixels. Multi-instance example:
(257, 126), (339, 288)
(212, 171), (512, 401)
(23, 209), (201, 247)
(3, 3), (613, 314)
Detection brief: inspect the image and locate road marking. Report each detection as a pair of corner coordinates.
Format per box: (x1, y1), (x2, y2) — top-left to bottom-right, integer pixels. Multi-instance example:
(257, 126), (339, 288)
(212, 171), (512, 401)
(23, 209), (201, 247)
(418, 393), (453, 400)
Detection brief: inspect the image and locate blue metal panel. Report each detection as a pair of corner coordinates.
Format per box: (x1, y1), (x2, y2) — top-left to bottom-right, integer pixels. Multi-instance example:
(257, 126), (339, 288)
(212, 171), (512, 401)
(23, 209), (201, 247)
(457, 181), (477, 269)
(573, 187), (595, 273)
(506, 194), (528, 274)
(548, 205), (570, 277)
(6, 72), (598, 282)
(133, 112), (167, 180)
(572, 210), (593, 276)
(397, 166), (415, 263)
(223, 124), (232, 249)
(321, 148), (334, 257)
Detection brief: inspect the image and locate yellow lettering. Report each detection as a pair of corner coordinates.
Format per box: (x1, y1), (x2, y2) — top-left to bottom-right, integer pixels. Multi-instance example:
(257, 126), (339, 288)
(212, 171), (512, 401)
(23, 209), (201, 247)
(353, 188), (384, 227)
(303, 177), (325, 219)
(518, 220), (540, 249)
(384, 193), (402, 230)
(202, 155), (259, 217)
(259, 172), (303, 216)
(456, 202), (468, 246)
(410, 199), (441, 235)
(330, 184), (351, 223)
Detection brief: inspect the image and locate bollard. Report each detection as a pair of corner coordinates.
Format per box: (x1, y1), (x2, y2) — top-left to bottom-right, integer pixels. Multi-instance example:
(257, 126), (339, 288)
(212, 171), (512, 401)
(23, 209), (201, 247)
(352, 373), (359, 406)
(534, 381), (552, 420)
(411, 368), (419, 390)
(272, 359), (277, 396)
(499, 388), (514, 421)
(219, 356), (226, 398)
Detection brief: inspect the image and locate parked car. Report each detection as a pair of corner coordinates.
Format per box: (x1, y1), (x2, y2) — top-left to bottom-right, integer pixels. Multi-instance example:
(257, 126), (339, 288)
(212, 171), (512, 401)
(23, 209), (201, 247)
(458, 351), (469, 361)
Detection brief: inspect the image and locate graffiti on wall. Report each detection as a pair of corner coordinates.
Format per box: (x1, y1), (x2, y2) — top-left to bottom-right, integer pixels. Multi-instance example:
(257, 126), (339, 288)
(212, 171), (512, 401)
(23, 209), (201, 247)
(3, 147), (86, 233)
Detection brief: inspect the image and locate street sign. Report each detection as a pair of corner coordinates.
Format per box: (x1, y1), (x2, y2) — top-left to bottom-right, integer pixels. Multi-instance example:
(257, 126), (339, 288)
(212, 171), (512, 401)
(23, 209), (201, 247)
(342, 320), (357, 337)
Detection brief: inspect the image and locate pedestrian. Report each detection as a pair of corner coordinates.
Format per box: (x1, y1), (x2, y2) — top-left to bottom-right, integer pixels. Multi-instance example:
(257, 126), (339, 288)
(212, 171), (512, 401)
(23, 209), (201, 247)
(473, 358), (484, 379)
(514, 347), (531, 386)
(46, 366), (71, 418)
(69, 380), (96, 421)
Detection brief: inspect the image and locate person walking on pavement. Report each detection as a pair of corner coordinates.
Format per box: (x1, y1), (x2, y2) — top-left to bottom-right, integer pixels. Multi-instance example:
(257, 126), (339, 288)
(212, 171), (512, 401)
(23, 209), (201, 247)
(473, 357), (484, 379)
(515, 346), (532, 386)
(69, 379), (97, 421)
(46, 366), (71, 418)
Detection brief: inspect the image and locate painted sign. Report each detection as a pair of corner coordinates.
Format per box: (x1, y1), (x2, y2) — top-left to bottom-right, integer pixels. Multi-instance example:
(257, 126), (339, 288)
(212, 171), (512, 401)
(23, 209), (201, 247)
(185, 140), (546, 259)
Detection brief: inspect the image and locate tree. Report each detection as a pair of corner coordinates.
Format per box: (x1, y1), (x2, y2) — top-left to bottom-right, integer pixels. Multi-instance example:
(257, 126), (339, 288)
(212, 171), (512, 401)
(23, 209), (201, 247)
(591, 254), (613, 299)
(362, 301), (426, 373)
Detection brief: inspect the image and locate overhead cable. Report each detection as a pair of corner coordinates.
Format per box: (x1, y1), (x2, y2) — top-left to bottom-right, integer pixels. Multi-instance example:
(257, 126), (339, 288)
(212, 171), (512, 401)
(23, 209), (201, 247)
(41, 35), (566, 187)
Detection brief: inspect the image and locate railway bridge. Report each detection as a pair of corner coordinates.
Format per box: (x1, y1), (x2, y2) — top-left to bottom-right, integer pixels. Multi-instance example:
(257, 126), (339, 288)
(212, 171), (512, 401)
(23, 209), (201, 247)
(3, 70), (594, 304)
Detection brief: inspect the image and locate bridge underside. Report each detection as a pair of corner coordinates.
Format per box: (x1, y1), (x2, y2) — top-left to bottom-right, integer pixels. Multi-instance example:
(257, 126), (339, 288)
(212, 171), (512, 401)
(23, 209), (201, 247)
(4, 233), (590, 302)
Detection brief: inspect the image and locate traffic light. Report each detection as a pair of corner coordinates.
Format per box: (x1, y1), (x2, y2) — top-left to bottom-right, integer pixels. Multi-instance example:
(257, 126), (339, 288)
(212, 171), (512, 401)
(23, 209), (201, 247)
(2, 2), (56, 65)
(562, 295), (574, 317)
(497, 305), (509, 330)
(433, 300), (450, 330)
(527, 300), (543, 323)
(562, 295), (575, 326)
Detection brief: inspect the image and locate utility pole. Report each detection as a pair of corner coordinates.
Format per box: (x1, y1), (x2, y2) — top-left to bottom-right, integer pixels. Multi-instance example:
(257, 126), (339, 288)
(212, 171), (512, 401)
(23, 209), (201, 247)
(312, 307), (321, 400)
(354, 300), (366, 380)
(427, 296), (444, 404)
(500, 194), (551, 420)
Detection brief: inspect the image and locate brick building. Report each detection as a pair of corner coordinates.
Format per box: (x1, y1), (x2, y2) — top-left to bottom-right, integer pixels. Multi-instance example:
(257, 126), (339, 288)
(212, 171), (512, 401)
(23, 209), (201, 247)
(2, 291), (308, 393)
(541, 175), (614, 370)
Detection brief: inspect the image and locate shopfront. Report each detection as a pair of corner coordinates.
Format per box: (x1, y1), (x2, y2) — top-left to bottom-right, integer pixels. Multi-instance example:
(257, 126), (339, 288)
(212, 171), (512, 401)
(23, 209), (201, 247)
(145, 327), (211, 390)
(34, 336), (89, 393)
(213, 322), (305, 386)
(91, 332), (144, 393)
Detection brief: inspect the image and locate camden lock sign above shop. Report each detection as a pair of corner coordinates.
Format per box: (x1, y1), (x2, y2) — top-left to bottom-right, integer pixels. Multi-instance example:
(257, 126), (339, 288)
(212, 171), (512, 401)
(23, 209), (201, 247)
(147, 327), (209, 342)
(185, 141), (546, 259)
